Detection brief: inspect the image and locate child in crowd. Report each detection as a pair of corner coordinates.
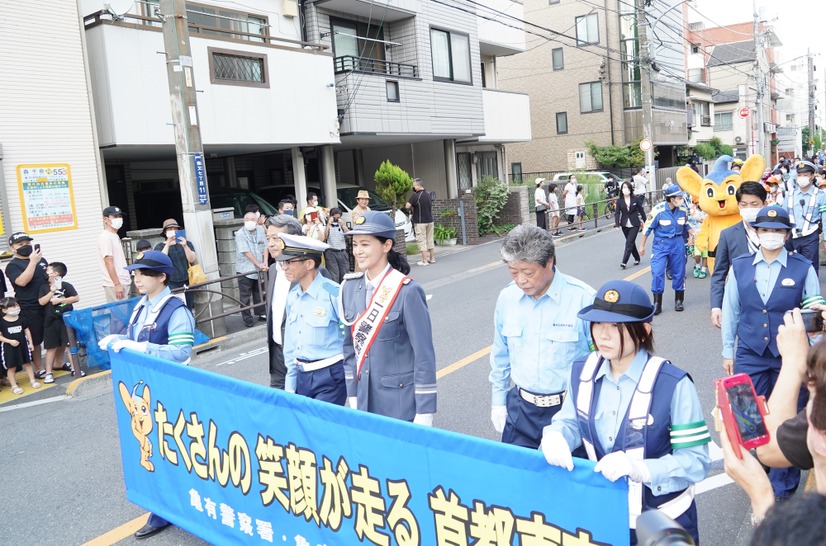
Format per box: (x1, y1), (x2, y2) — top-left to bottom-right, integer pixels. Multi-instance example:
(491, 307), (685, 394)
(37, 262), (79, 384)
(547, 184), (562, 236)
(687, 198), (708, 279)
(0, 297), (38, 395)
(575, 185), (586, 231)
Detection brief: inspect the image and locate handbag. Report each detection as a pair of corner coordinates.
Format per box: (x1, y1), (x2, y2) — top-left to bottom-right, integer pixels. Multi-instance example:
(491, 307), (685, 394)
(188, 262), (207, 285)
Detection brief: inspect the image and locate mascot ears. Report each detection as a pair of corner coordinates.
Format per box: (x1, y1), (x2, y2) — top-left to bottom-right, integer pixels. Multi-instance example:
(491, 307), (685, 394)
(741, 154), (766, 183)
(676, 166), (703, 198)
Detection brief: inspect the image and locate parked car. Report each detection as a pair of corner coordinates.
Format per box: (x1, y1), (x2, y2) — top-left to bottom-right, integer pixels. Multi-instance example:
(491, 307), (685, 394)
(551, 171), (619, 185)
(257, 183), (414, 242)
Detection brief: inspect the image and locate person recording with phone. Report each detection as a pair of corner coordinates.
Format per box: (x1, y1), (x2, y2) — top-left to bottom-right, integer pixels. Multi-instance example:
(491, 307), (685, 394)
(323, 208), (349, 282)
(155, 218), (197, 309)
(6, 232), (49, 378)
(541, 280), (711, 545)
(721, 205), (824, 502)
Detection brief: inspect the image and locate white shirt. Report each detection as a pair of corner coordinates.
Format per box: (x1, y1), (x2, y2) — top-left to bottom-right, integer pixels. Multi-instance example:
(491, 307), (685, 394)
(563, 182), (577, 209)
(365, 263), (392, 306)
(633, 174), (647, 196)
(270, 263), (290, 345)
(534, 187), (548, 209)
(549, 193), (560, 214)
(98, 230), (131, 287)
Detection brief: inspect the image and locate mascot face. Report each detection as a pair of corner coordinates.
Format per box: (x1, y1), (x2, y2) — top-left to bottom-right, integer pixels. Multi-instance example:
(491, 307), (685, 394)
(676, 155), (766, 217)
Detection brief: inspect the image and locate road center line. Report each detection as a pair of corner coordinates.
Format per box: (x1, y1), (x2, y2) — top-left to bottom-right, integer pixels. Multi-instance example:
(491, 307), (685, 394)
(82, 514), (148, 546)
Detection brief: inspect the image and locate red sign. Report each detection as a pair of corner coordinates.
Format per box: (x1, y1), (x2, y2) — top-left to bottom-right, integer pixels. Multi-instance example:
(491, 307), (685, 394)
(738, 107), (750, 119)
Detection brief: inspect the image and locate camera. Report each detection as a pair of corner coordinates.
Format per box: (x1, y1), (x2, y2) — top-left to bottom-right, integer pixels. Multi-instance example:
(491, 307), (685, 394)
(799, 309), (824, 333)
(636, 510), (694, 545)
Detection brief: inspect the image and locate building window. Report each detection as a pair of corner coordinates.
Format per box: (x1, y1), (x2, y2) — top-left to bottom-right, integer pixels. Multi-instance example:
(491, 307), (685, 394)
(431, 28), (472, 83)
(579, 82), (603, 113)
(690, 43), (700, 54)
(556, 112), (568, 134)
(208, 48), (268, 87)
(715, 111), (733, 131)
(188, 3), (267, 42)
(511, 163), (523, 183)
(386, 81), (400, 102)
(481, 62), (487, 87)
(552, 48), (564, 70)
(477, 151), (498, 180)
(549, 0), (560, 4)
(575, 13), (599, 46)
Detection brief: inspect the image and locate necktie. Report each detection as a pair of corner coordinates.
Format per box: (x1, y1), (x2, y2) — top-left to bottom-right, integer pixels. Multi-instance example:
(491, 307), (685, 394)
(365, 282), (375, 308)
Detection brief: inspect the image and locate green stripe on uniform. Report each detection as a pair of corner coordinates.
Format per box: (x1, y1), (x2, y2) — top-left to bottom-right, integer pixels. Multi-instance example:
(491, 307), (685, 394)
(670, 420), (707, 431)
(168, 332), (194, 346)
(671, 420), (711, 448)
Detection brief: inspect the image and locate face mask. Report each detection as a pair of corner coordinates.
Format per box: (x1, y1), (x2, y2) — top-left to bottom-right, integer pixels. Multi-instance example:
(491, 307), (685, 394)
(622, 188), (631, 196)
(16, 245), (33, 257)
(739, 207), (760, 224)
(6, 308), (20, 316)
(758, 232), (786, 250)
(244, 221), (257, 231)
(166, 230), (176, 239)
(798, 176), (811, 188)
(110, 217), (124, 230)
(283, 209), (294, 217)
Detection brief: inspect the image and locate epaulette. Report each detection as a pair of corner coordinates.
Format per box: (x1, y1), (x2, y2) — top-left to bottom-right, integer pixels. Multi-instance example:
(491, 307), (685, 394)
(343, 272), (364, 280)
(322, 281), (340, 297)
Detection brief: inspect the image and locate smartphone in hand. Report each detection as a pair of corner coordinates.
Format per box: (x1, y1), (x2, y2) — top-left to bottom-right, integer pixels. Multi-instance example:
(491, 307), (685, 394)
(715, 373), (770, 459)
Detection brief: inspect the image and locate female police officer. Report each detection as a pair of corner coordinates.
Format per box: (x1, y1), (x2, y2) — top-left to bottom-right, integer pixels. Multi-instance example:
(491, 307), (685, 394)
(98, 250), (196, 539)
(339, 211), (437, 425)
(540, 280), (711, 544)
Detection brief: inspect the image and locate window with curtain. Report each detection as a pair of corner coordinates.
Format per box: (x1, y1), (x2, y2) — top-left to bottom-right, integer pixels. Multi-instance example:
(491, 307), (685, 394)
(556, 112), (568, 134)
(552, 48), (564, 70)
(579, 81), (603, 113)
(431, 28), (472, 83)
(575, 13), (599, 46)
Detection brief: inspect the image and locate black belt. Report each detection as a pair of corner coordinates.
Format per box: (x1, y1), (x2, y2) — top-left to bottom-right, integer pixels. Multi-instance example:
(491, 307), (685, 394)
(327, 248), (348, 252)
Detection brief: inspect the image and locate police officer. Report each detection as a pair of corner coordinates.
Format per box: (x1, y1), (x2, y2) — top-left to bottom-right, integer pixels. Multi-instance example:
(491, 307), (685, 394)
(278, 233), (346, 405)
(638, 184), (694, 314)
(721, 205), (823, 501)
(490, 224), (595, 449)
(97, 250), (196, 540)
(541, 280), (711, 544)
(784, 160), (826, 275)
(339, 211), (436, 424)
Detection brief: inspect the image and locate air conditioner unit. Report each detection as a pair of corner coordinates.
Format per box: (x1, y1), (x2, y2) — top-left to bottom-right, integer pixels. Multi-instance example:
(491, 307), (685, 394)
(734, 136), (743, 144)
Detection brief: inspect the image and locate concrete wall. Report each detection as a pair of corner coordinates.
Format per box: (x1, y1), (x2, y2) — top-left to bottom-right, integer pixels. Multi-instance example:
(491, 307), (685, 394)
(498, 186), (530, 227)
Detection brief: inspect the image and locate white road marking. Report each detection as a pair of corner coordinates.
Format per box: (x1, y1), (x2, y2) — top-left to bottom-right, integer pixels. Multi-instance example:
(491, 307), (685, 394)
(426, 294), (433, 301)
(215, 346), (268, 367)
(0, 395), (68, 412)
(708, 439), (724, 462)
(695, 472), (735, 495)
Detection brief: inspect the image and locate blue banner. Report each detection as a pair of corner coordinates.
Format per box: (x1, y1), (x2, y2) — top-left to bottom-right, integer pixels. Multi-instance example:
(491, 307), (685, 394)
(111, 350), (629, 545)
(193, 152), (208, 205)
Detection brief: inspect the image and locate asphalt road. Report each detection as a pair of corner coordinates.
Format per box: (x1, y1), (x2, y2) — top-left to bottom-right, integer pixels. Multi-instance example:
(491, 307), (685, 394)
(4, 224), (807, 546)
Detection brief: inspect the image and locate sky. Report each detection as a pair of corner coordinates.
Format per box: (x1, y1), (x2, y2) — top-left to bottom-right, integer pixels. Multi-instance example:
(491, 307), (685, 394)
(693, 0), (826, 124)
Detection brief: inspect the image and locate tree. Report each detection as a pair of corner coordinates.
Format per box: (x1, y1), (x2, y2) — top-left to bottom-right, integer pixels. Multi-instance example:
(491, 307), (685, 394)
(373, 160), (413, 212)
(585, 140), (646, 168)
(694, 137), (733, 160)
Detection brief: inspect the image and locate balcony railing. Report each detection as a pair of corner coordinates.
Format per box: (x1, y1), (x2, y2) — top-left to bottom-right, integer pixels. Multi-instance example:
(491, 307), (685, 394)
(700, 116), (711, 127)
(334, 55), (417, 78)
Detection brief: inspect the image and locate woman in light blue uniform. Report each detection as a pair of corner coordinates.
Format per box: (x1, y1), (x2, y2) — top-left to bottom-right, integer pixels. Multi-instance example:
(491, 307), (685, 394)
(339, 211), (437, 425)
(541, 280), (711, 544)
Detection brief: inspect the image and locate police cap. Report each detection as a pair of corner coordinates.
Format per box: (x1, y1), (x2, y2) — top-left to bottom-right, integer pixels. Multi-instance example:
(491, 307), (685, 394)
(274, 232), (329, 261)
(578, 280), (656, 323)
(345, 211), (397, 239)
(124, 250), (174, 275)
(750, 205), (794, 230)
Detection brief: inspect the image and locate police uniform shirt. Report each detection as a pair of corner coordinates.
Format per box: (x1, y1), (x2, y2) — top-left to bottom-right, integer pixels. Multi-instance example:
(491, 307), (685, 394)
(546, 349), (711, 494)
(490, 269), (595, 405)
(127, 287), (195, 364)
(721, 248), (819, 359)
(283, 272), (343, 392)
(785, 185), (826, 236)
(643, 203), (690, 239)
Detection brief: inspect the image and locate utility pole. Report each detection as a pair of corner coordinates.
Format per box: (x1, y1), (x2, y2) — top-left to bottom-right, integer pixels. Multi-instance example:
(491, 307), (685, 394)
(636, 0), (656, 189)
(752, 0), (765, 159)
(159, 0), (223, 335)
(808, 50), (816, 158)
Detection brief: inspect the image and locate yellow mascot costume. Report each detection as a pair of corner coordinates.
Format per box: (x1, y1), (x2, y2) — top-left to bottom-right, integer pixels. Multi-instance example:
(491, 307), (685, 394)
(676, 154), (765, 273)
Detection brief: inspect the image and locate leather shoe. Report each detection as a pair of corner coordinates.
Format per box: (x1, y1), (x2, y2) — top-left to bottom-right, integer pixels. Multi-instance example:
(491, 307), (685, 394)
(135, 522), (169, 539)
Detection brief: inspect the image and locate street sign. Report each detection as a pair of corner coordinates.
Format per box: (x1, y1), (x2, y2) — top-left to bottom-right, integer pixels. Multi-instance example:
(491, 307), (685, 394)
(192, 152), (208, 205)
(738, 107), (750, 119)
(639, 138), (653, 152)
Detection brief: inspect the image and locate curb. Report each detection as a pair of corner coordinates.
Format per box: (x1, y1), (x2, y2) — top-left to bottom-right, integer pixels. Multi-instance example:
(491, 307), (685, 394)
(66, 369), (112, 398)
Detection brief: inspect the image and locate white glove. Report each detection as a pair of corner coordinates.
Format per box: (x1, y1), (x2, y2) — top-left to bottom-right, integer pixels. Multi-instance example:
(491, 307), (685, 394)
(347, 397), (358, 409)
(491, 405), (508, 433)
(540, 430), (574, 471)
(111, 339), (148, 353)
(285, 388), (296, 394)
(594, 451), (651, 483)
(97, 334), (120, 351)
(413, 413), (434, 427)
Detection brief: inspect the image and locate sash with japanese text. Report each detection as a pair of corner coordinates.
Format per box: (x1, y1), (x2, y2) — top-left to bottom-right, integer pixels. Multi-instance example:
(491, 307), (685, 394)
(111, 350), (629, 545)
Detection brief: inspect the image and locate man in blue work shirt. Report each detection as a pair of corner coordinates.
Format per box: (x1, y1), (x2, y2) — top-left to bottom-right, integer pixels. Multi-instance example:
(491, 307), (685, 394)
(278, 232), (346, 405)
(784, 160), (826, 275)
(490, 224), (595, 449)
(721, 205), (823, 501)
(639, 184), (694, 314)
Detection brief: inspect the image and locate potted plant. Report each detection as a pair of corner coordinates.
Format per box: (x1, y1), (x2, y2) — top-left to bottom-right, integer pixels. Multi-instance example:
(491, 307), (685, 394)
(434, 224), (457, 246)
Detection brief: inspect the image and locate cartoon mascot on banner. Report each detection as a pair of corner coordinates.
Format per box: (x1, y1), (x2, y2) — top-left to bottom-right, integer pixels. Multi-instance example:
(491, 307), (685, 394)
(677, 154), (765, 273)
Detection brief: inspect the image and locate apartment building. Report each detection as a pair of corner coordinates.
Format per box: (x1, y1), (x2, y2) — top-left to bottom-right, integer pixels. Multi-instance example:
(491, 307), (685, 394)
(498, 0), (688, 176)
(0, 1), (110, 305)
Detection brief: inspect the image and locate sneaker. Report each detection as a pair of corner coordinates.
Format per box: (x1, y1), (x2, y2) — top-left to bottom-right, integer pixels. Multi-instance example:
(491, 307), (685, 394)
(620, 263), (627, 270)
(35, 369), (46, 379)
(428, 259), (436, 264)
(58, 363), (72, 372)
(552, 231), (563, 236)
(577, 228), (586, 231)
(43, 373), (54, 384)
(697, 269), (708, 279)
(693, 266), (700, 278)
(416, 261), (429, 266)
